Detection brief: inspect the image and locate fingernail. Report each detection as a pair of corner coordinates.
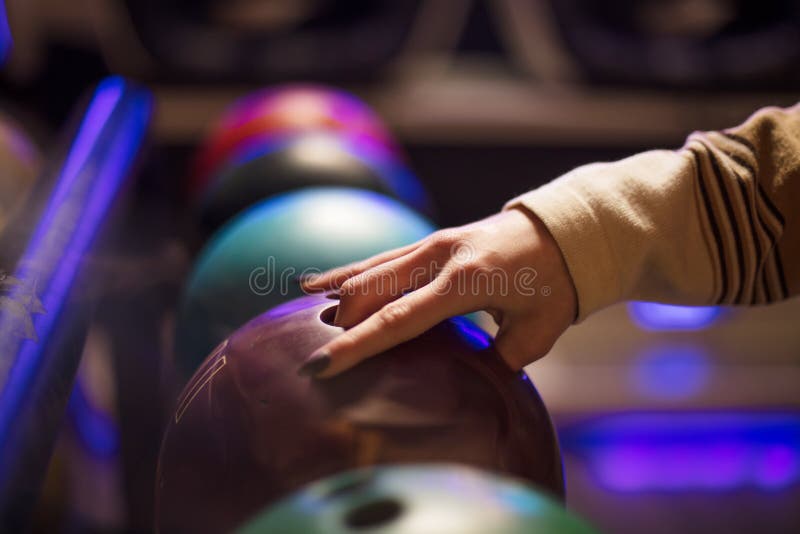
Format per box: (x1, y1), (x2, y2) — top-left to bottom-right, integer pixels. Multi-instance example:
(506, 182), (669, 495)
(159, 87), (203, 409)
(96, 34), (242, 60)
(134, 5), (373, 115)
(297, 352), (331, 377)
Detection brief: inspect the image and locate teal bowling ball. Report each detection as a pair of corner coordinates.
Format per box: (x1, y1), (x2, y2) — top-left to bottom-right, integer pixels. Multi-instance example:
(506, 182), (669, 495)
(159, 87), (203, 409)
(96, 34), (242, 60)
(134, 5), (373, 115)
(174, 187), (435, 379)
(237, 464), (597, 534)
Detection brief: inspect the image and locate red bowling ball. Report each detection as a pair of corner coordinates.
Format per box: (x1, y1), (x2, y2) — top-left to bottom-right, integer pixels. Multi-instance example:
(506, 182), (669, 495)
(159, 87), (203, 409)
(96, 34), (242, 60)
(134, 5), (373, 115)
(155, 294), (563, 534)
(189, 85), (400, 197)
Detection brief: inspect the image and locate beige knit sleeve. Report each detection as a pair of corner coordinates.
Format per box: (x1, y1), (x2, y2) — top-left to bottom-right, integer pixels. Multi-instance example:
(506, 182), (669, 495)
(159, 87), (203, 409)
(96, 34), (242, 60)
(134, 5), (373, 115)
(505, 104), (800, 321)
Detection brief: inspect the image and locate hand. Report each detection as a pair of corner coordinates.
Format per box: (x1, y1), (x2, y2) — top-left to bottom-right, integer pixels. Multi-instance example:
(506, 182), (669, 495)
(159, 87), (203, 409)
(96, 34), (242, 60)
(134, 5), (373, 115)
(298, 207), (578, 378)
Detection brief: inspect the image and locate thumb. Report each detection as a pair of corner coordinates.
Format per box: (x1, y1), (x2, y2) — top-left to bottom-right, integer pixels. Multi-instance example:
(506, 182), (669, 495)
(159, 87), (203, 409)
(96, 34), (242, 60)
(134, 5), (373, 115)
(494, 317), (552, 370)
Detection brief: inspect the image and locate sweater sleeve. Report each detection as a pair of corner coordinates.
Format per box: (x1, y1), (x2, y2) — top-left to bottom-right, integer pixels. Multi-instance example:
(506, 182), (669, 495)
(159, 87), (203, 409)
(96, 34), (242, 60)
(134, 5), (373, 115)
(504, 103), (800, 321)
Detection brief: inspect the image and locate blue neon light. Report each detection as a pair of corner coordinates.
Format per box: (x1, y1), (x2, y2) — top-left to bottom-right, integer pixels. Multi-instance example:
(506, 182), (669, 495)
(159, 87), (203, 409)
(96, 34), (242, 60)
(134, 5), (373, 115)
(560, 412), (800, 492)
(0, 77), (152, 450)
(450, 316), (491, 350)
(628, 302), (723, 331)
(0, 1), (11, 65)
(631, 344), (711, 400)
(67, 378), (118, 458)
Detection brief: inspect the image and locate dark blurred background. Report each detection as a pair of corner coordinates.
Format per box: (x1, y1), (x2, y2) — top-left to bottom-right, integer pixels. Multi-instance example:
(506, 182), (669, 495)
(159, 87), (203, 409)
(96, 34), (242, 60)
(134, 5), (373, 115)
(1, 1), (799, 533)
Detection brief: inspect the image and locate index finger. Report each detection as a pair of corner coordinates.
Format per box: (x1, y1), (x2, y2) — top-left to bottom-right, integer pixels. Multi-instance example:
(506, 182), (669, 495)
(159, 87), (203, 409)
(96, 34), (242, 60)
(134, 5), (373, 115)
(300, 241), (422, 291)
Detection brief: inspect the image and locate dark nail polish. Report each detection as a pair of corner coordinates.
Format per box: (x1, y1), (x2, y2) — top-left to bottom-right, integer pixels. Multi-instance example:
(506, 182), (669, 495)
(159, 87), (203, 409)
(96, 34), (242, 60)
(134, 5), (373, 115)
(297, 353), (331, 377)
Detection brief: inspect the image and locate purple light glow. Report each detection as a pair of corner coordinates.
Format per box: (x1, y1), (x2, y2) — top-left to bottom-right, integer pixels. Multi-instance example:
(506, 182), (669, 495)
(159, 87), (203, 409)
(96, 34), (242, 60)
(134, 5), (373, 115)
(450, 316), (492, 350)
(260, 296), (321, 321)
(0, 77), (152, 450)
(226, 133), (286, 167)
(561, 412), (800, 493)
(67, 377), (118, 458)
(0, 1), (10, 65)
(756, 445), (799, 489)
(591, 442), (750, 492)
(630, 344), (711, 400)
(628, 302), (723, 331)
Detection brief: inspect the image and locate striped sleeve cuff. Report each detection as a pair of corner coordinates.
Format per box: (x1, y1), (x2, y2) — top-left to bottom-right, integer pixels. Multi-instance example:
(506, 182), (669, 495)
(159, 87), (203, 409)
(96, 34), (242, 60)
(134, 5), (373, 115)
(683, 131), (788, 304)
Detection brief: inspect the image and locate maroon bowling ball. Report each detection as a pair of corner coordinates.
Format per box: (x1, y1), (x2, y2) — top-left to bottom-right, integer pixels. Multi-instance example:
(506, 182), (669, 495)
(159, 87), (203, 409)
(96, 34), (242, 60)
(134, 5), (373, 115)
(155, 294), (563, 533)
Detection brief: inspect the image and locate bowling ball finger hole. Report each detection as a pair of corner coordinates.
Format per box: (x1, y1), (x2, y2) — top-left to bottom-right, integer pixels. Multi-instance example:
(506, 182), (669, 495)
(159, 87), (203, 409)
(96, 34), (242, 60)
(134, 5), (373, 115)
(343, 498), (404, 529)
(319, 305), (339, 326)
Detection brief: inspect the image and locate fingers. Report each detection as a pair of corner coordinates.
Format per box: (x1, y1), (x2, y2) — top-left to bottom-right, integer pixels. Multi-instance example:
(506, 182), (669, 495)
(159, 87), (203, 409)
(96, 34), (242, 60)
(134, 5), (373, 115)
(298, 280), (470, 378)
(299, 242), (422, 291)
(334, 248), (438, 328)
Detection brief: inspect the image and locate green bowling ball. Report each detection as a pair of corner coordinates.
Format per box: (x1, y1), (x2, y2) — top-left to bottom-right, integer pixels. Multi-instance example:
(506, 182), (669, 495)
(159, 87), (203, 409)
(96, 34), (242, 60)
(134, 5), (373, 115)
(237, 464), (597, 534)
(174, 187), (435, 380)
